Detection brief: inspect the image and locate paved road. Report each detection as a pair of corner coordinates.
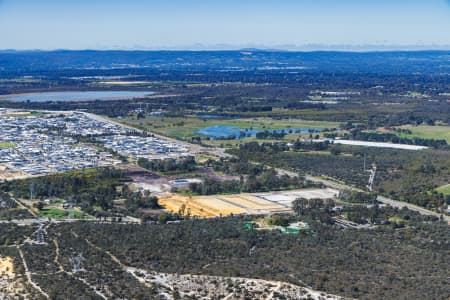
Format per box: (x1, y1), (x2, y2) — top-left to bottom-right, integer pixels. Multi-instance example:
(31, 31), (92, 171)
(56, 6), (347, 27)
(0, 218), (43, 225)
(376, 195), (448, 221)
(1, 217), (142, 226)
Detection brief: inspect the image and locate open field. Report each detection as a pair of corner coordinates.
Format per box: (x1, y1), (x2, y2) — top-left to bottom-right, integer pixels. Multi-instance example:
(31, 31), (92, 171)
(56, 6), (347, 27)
(159, 188), (338, 217)
(436, 183), (450, 196)
(159, 194), (248, 217)
(0, 255), (28, 298)
(0, 256), (14, 277)
(0, 142), (15, 149)
(396, 125), (450, 143)
(38, 208), (88, 219)
(121, 116), (339, 139)
(0, 167), (28, 181)
(97, 81), (154, 86)
(220, 108), (369, 118)
(256, 188), (339, 206)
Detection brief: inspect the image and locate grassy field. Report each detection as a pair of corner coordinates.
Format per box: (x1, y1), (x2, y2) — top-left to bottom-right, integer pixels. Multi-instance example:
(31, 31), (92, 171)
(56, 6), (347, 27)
(396, 125), (450, 143)
(122, 116), (339, 139)
(0, 111), (44, 118)
(38, 208), (87, 219)
(436, 184), (450, 196)
(0, 142), (15, 149)
(219, 108), (370, 119)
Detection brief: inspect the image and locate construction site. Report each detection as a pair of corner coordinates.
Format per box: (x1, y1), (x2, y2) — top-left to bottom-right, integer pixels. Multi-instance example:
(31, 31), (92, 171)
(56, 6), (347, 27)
(158, 188), (339, 217)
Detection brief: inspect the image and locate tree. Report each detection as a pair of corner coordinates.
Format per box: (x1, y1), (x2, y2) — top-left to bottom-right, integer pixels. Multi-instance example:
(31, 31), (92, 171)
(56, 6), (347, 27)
(292, 198), (308, 215)
(158, 213), (170, 224)
(34, 201), (44, 211)
(330, 145), (341, 155)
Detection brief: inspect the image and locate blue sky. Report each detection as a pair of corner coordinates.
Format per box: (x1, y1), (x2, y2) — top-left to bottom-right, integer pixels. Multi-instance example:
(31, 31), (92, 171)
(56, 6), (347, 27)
(1, 0), (450, 50)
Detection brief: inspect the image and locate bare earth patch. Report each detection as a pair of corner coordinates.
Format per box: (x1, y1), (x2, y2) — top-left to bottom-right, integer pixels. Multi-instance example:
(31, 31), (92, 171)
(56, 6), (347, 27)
(0, 256), (29, 299)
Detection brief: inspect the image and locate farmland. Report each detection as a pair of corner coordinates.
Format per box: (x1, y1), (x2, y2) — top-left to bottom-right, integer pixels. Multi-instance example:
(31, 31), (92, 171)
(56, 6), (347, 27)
(395, 125), (450, 143)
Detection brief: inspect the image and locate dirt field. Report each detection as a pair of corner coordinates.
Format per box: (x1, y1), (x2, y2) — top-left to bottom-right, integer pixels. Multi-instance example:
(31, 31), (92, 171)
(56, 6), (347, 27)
(0, 167), (29, 181)
(159, 194), (247, 217)
(128, 266), (346, 300)
(159, 188), (337, 218)
(0, 256), (28, 298)
(0, 256), (14, 277)
(131, 175), (171, 195)
(256, 188), (339, 207)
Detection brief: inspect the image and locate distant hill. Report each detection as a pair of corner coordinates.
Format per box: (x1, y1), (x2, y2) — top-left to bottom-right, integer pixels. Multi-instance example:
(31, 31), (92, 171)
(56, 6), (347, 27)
(1, 50), (450, 74)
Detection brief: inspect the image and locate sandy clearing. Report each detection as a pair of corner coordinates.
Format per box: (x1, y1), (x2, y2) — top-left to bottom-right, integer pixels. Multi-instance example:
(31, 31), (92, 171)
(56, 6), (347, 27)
(257, 188), (339, 206)
(0, 255), (33, 299)
(0, 256), (14, 277)
(159, 188), (336, 217)
(159, 195), (218, 217)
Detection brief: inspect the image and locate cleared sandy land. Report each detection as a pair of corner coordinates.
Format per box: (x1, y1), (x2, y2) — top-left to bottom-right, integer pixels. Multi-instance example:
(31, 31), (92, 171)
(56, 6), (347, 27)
(159, 188), (337, 218)
(0, 168), (29, 181)
(159, 194), (248, 217)
(0, 256), (14, 277)
(128, 266), (347, 300)
(256, 188), (339, 207)
(0, 256), (29, 298)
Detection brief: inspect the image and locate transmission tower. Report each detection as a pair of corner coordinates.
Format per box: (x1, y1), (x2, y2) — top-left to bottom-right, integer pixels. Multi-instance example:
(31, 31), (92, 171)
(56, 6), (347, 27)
(69, 253), (85, 273)
(35, 224), (46, 244)
(367, 163), (377, 192)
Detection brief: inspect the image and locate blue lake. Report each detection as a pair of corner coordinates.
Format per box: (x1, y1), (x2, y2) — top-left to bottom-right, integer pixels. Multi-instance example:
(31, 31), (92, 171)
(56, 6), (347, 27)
(197, 125), (322, 140)
(1, 91), (155, 102)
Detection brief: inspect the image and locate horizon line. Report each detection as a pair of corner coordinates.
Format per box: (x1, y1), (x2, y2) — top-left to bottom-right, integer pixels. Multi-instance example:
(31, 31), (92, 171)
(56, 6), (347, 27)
(2, 43), (450, 53)
(2, 47), (450, 53)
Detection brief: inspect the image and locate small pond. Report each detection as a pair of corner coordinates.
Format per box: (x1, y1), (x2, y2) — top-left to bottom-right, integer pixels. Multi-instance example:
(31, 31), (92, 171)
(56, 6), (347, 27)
(197, 125), (322, 140)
